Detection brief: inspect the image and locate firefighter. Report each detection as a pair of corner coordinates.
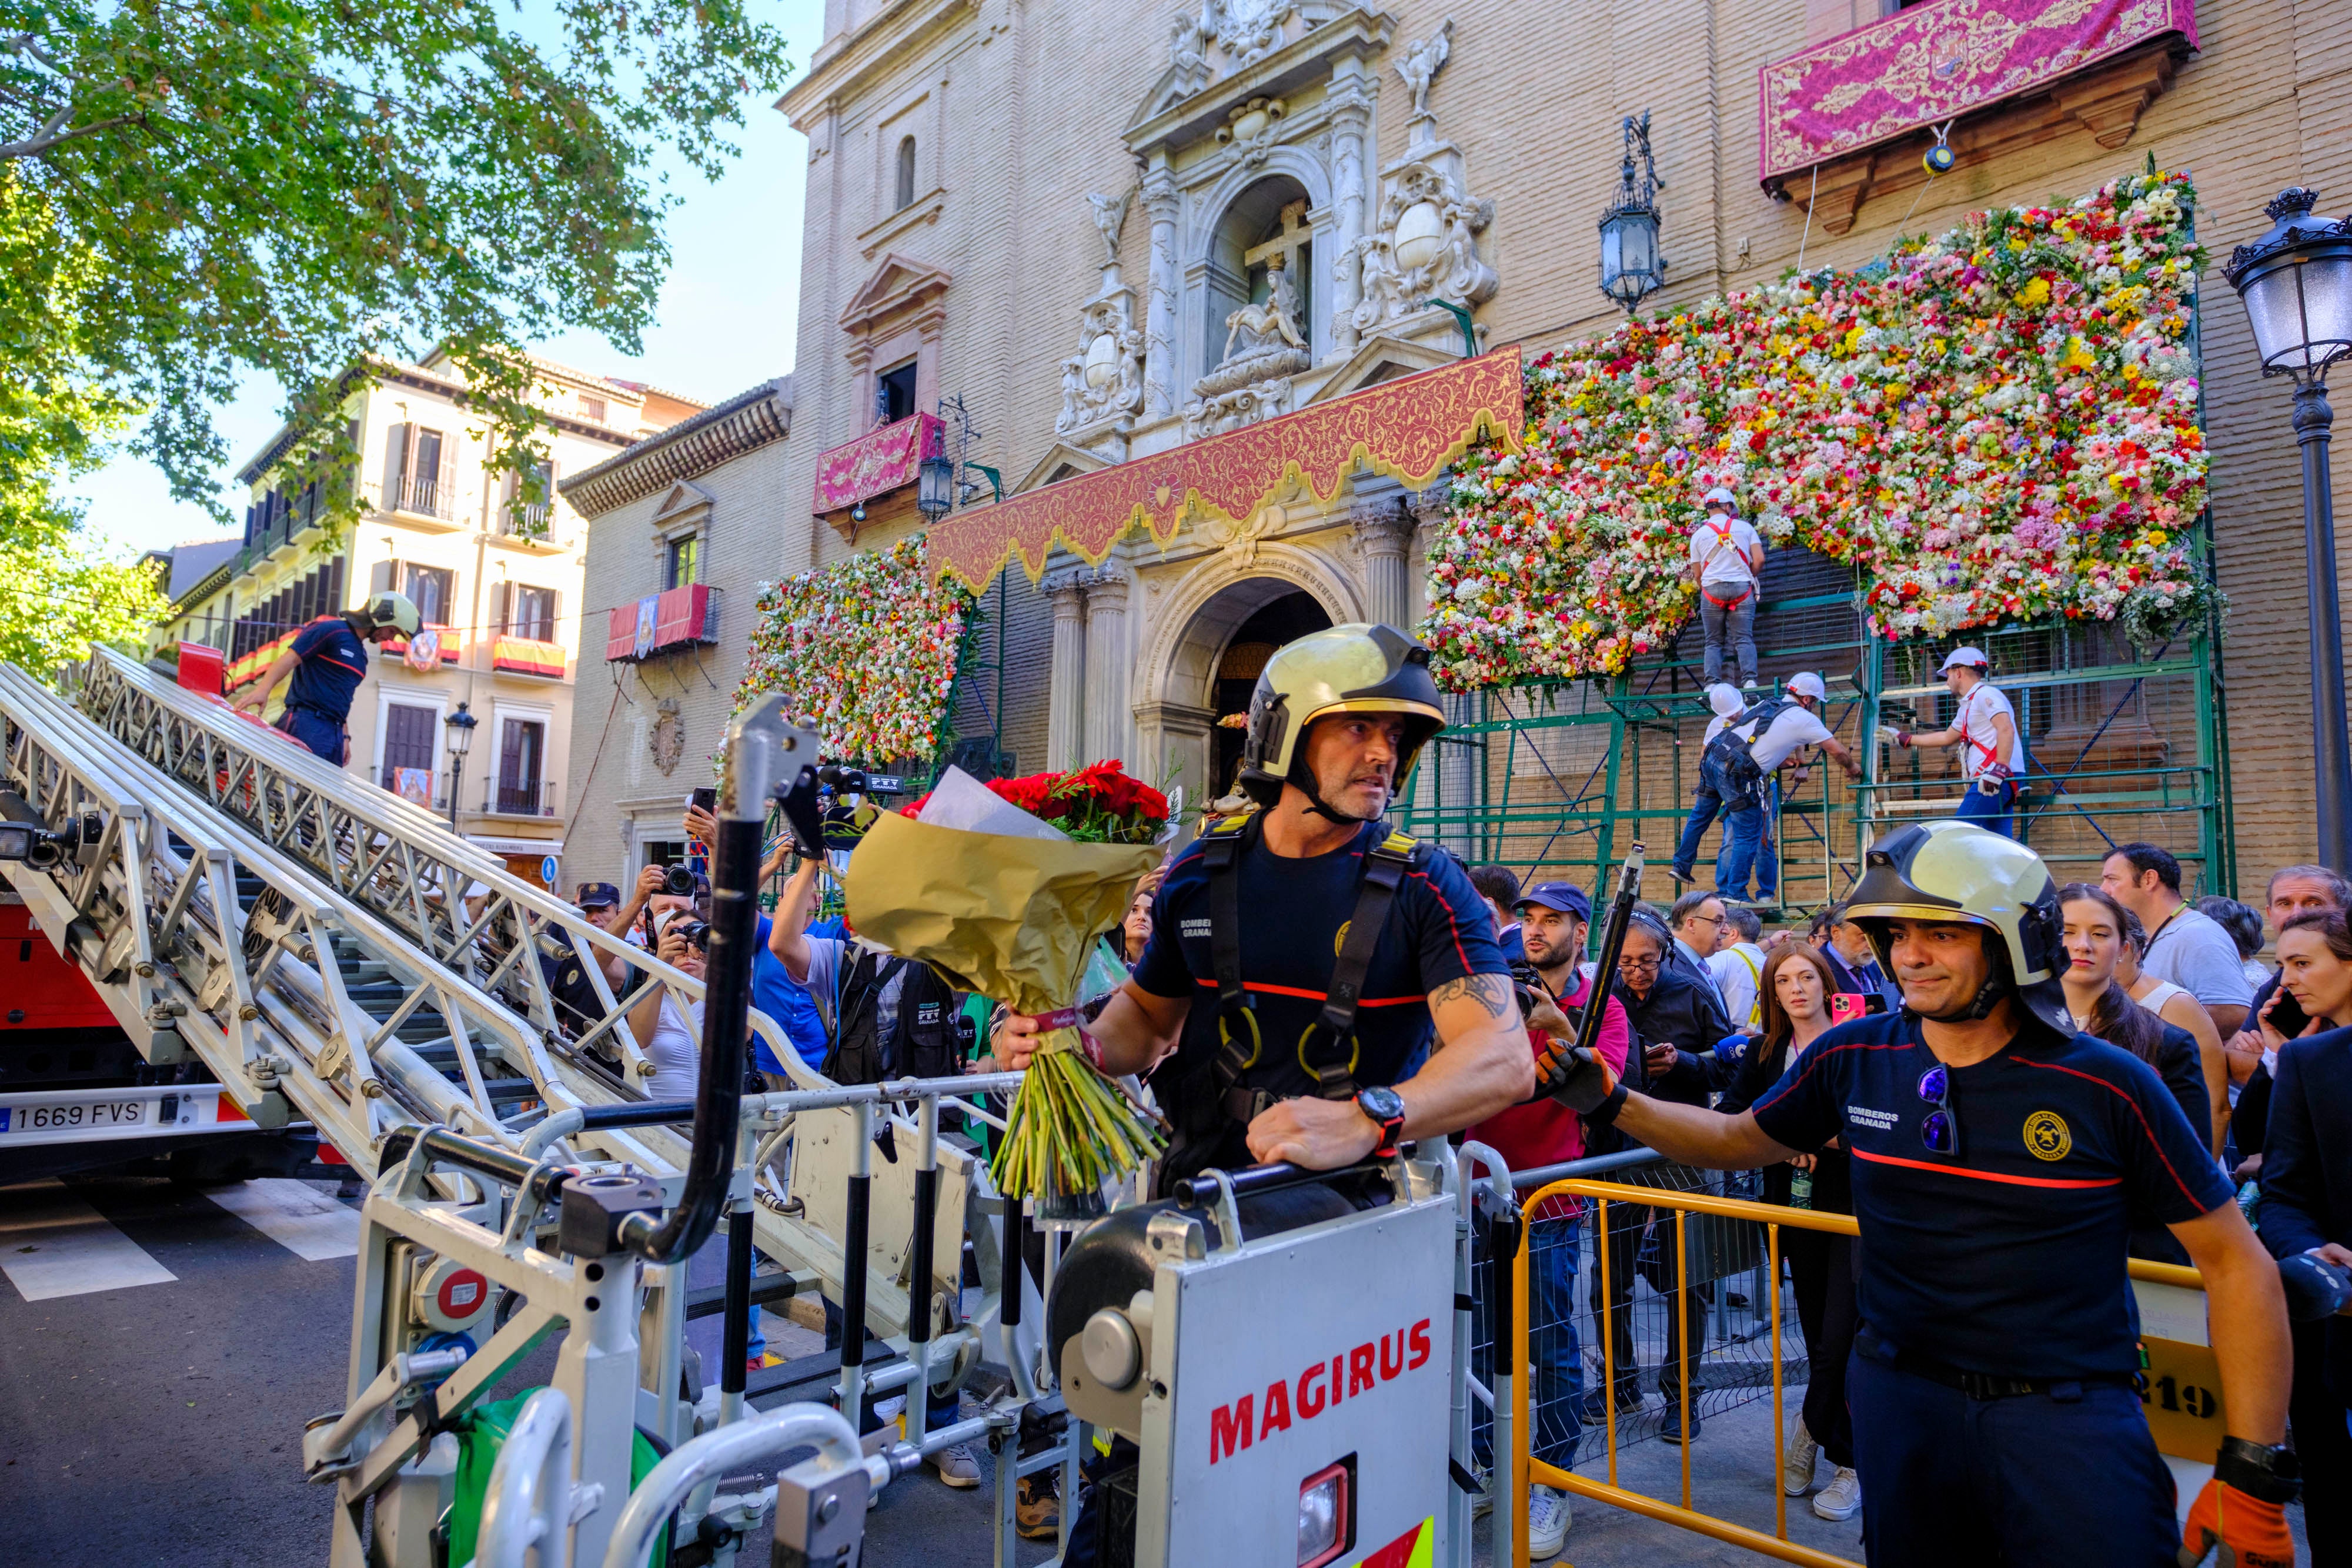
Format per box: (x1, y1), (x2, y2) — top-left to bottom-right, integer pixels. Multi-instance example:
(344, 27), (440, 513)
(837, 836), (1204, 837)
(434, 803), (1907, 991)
(1544, 821), (2296, 1566)
(1887, 646), (2026, 837)
(232, 590), (423, 765)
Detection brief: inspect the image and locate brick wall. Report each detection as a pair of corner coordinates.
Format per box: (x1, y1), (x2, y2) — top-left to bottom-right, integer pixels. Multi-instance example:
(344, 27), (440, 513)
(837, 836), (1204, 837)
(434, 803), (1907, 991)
(761, 0), (2345, 892)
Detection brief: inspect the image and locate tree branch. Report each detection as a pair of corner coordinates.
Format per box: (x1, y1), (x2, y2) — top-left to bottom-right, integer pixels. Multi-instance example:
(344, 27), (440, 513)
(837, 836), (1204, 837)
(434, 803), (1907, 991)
(0, 109), (139, 160)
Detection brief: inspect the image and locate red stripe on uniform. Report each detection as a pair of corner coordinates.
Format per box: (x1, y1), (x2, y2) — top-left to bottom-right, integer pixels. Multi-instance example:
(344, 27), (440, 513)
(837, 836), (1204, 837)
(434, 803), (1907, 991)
(1190, 978), (1427, 1007)
(1406, 868), (1476, 974)
(2007, 1054), (2210, 1208)
(1851, 1146), (2123, 1189)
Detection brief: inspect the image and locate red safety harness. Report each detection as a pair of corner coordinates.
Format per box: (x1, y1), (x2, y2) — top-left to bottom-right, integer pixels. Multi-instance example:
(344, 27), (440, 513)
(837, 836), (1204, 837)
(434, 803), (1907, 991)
(1953, 687), (2006, 777)
(1696, 517), (1756, 610)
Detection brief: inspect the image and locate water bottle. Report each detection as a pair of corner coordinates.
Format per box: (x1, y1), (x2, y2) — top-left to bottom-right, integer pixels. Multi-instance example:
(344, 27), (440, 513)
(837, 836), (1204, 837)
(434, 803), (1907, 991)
(1789, 1166), (1813, 1211)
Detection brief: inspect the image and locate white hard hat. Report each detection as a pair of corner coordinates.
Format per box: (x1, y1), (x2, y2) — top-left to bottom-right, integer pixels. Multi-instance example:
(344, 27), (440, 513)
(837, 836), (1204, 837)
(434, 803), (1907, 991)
(1701, 486), (1737, 509)
(1706, 683), (1746, 717)
(1786, 671), (1828, 701)
(1937, 646), (1992, 674)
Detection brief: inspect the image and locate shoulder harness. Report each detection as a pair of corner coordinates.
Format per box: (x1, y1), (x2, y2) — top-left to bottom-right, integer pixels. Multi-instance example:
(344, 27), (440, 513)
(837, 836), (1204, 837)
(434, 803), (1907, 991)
(1202, 813), (1421, 1104)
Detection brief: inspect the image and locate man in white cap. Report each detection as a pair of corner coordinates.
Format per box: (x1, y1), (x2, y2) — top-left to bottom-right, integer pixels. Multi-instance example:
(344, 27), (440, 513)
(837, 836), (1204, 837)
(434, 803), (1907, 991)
(1671, 683), (1752, 886)
(1887, 647), (2024, 837)
(1688, 486), (1765, 689)
(1702, 672), (1862, 898)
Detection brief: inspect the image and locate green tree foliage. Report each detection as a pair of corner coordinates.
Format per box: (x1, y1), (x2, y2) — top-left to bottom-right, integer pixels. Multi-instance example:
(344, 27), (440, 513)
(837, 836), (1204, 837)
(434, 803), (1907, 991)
(0, 0), (795, 539)
(0, 170), (161, 667)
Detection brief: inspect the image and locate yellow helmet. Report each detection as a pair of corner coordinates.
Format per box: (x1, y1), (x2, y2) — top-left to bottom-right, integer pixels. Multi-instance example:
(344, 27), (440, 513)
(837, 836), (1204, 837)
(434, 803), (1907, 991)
(1237, 623), (1446, 816)
(1845, 820), (2071, 1032)
(362, 590), (422, 638)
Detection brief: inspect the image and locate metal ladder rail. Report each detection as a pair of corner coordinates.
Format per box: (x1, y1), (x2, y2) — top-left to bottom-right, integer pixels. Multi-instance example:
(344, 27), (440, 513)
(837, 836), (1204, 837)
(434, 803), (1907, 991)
(81, 648), (693, 1091)
(0, 666), (537, 1164)
(70, 654), (937, 1325)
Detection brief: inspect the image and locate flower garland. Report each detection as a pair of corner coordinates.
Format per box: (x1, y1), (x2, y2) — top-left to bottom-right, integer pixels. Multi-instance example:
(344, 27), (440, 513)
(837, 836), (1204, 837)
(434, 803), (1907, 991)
(732, 536), (975, 765)
(1425, 171), (2213, 689)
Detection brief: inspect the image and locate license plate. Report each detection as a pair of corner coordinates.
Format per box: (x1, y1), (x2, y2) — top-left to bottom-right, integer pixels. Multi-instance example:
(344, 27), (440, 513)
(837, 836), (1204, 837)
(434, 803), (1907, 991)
(1, 1098), (148, 1134)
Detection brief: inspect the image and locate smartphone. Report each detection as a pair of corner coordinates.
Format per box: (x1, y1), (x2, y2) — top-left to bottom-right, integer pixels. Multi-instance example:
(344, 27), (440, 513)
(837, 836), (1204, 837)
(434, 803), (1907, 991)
(688, 786), (716, 814)
(1829, 994), (1867, 1025)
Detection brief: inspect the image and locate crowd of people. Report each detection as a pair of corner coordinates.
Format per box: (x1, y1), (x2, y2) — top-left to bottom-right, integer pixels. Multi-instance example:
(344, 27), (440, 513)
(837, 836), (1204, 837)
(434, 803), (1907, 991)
(523, 611), (2349, 1567)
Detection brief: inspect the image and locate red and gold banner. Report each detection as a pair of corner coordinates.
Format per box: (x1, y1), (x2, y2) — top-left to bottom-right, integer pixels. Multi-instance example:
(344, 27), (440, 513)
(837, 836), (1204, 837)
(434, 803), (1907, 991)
(929, 347), (1524, 589)
(813, 412), (945, 514)
(1758, 0), (2196, 183)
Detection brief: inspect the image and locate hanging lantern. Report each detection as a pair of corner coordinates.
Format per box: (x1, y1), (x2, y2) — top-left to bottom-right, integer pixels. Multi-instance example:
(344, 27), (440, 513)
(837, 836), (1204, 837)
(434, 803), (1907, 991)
(1599, 111), (1668, 315)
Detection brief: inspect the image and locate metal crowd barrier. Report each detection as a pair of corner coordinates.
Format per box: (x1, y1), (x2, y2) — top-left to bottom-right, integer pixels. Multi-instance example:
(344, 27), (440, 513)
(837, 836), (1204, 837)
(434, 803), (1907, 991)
(1499, 1178), (2226, 1568)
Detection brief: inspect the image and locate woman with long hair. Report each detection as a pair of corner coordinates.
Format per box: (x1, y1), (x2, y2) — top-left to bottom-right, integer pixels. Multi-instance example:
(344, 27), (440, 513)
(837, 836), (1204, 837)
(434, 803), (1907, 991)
(2257, 907), (2352, 1056)
(2058, 884), (2214, 1262)
(1719, 942), (1860, 1523)
(2112, 898), (2230, 1156)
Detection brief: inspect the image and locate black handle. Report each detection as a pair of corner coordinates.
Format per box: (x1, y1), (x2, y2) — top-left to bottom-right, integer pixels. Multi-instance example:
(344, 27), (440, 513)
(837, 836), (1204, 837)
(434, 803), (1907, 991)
(1170, 1148), (1409, 1208)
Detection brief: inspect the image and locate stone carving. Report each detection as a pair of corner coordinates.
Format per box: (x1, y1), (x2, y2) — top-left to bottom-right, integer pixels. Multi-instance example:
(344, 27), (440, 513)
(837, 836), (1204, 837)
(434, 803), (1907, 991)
(1057, 293), (1145, 435)
(1183, 376), (1294, 441)
(1220, 0), (1294, 69)
(1207, 502), (1286, 566)
(1222, 252), (1305, 361)
(1166, 8), (1214, 96)
(651, 698), (684, 776)
(1214, 95), (1287, 168)
(1086, 189), (1133, 267)
(1394, 19), (1452, 121)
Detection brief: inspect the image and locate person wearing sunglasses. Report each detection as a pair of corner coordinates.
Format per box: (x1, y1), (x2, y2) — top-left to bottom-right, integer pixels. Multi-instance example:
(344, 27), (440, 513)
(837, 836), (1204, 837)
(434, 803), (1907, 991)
(1544, 821), (2294, 1568)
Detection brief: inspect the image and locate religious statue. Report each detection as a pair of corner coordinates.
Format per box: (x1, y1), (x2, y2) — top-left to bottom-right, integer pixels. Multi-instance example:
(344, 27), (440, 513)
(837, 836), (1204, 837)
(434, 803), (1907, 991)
(1086, 189), (1133, 268)
(1221, 252), (1307, 363)
(1395, 19), (1453, 120)
(1220, 0), (1292, 70)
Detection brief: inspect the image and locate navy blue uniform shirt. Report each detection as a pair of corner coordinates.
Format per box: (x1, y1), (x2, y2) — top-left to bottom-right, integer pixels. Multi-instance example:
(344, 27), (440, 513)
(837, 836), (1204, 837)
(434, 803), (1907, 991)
(1750, 1011), (2230, 1380)
(285, 616), (370, 721)
(1131, 819), (1506, 1101)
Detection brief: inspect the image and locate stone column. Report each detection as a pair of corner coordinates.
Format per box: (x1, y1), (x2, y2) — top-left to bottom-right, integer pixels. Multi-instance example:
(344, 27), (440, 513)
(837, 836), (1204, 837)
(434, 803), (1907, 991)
(1082, 565), (1133, 765)
(1350, 497), (1414, 627)
(1141, 165), (1181, 420)
(1326, 66), (1375, 357)
(1045, 570), (1088, 771)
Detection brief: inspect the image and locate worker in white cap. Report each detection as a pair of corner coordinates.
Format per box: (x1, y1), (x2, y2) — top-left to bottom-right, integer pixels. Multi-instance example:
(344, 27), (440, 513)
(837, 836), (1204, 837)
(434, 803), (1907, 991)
(1885, 646), (2024, 838)
(1688, 486), (1765, 690)
(1671, 683), (1753, 885)
(1699, 672), (1861, 900)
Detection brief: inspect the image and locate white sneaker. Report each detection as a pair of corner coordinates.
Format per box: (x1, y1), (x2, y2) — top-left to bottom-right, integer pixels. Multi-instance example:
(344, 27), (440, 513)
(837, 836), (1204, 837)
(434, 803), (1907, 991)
(1782, 1418), (1820, 1496)
(1812, 1466), (1862, 1521)
(1527, 1484), (1571, 1558)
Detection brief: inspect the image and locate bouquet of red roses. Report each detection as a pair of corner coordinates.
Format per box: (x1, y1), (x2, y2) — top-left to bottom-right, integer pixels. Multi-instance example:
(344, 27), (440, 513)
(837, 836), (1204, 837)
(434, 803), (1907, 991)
(848, 762), (1170, 1208)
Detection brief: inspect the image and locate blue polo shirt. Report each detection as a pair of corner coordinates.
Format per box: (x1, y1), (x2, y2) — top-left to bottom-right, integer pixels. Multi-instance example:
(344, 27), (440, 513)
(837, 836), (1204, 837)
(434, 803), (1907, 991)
(751, 912), (841, 1075)
(285, 616), (369, 721)
(1750, 1012), (2230, 1381)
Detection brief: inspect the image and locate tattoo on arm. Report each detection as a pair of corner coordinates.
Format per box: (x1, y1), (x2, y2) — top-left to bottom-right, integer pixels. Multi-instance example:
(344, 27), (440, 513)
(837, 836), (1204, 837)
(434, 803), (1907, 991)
(1429, 972), (1515, 1024)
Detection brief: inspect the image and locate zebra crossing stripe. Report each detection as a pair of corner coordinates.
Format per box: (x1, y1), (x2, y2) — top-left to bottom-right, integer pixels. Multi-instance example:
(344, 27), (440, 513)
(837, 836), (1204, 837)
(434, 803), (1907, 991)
(0, 1181), (177, 1301)
(202, 1178), (360, 1261)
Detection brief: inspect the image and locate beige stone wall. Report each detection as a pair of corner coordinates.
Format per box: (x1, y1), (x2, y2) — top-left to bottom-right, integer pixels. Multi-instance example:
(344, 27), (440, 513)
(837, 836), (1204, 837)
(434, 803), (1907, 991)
(770, 0), (2352, 895)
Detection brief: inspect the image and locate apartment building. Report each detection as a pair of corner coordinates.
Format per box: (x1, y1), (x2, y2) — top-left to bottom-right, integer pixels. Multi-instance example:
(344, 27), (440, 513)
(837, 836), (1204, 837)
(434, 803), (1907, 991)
(162, 352), (704, 887)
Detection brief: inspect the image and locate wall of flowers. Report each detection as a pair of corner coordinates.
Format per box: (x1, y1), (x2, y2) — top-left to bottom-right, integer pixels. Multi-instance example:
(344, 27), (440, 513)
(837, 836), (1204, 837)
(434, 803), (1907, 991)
(1423, 170), (2212, 690)
(731, 535), (976, 765)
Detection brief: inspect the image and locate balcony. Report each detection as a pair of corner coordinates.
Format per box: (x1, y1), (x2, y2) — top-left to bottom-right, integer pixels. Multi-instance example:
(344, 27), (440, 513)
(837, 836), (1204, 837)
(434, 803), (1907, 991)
(605, 584), (722, 663)
(483, 778), (562, 820)
(489, 502), (566, 553)
(492, 635), (567, 678)
(376, 475), (466, 531)
(1758, 0), (2197, 235)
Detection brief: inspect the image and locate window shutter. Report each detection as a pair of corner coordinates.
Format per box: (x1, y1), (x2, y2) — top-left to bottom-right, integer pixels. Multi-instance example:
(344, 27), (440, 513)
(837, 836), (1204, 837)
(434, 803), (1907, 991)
(369, 557), (396, 597)
(546, 589), (562, 643)
(328, 554), (346, 615)
(439, 436), (459, 517)
(490, 581), (510, 637)
(382, 424), (409, 508)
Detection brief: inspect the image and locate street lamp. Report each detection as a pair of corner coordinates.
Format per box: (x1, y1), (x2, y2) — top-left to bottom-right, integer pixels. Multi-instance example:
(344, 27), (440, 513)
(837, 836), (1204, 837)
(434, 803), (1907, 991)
(1599, 111), (1668, 316)
(2223, 188), (2352, 868)
(443, 701), (477, 830)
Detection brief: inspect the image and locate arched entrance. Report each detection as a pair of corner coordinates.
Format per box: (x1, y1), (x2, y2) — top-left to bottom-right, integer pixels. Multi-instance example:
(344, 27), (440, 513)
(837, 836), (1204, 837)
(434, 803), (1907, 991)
(1210, 591), (1331, 797)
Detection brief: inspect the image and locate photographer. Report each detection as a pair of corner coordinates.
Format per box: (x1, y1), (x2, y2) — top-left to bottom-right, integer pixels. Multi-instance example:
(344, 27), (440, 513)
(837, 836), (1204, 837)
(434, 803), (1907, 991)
(626, 914), (706, 1099)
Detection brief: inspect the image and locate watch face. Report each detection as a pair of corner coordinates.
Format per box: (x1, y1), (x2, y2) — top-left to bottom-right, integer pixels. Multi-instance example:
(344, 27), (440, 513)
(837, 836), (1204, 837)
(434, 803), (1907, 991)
(1361, 1086), (1405, 1122)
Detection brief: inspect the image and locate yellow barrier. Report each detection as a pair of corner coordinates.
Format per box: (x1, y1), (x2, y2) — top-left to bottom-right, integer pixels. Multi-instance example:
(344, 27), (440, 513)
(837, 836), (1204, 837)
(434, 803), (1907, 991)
(1506, 1178), (2214, 1568)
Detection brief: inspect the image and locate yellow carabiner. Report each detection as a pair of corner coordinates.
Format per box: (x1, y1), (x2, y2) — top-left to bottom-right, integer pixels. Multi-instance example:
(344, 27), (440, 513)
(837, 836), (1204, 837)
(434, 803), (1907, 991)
(1217, 1007), (1265, 1071)
(1295, 1021), (1361, 1088)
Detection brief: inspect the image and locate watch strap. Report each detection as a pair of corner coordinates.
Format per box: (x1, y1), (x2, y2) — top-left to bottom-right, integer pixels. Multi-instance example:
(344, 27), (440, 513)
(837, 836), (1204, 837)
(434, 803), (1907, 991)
(2214, 1437), (2300, 1504)
(1586, 1081), (1630, 1127)
(1357, 1089), (1405, 1156)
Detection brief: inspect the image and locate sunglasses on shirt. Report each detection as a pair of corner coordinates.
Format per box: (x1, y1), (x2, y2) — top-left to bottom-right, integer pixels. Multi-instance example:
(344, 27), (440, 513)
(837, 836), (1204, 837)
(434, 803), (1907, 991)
(1917, 1063), (1957, 1156)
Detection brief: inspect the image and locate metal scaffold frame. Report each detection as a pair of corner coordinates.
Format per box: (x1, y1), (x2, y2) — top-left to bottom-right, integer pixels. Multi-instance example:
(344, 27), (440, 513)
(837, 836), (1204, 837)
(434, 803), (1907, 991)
(1395, 541), (2233, 912)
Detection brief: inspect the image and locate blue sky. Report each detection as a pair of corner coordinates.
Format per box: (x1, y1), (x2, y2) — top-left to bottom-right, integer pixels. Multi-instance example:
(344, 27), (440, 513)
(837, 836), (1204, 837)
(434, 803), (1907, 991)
(75, 1), (827, 556)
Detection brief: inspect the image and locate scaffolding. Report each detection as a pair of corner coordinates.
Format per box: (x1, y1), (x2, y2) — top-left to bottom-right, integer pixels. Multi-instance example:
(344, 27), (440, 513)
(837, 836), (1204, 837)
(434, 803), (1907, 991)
(1395, 540), (2234, 916)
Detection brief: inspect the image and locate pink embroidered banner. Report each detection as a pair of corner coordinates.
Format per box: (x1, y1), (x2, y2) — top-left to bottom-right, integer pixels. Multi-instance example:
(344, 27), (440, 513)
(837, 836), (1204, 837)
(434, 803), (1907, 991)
(812, 412), (944, 514)
(1759, 0), (2196, 185)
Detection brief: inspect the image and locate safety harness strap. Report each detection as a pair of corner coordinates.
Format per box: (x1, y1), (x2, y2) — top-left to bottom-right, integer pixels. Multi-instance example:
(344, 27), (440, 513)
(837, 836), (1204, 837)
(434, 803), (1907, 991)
(1202, 814), (1259, 1095)
(1301, 829), (1416, 1099)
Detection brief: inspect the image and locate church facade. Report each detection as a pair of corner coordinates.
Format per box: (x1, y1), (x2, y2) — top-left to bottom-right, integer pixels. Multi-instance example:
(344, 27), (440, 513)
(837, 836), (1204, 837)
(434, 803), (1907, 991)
(562, 0), (2347, 894)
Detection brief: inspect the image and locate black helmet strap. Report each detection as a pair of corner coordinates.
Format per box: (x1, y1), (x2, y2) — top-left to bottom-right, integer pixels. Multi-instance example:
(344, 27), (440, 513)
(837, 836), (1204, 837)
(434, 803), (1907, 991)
(1906, 926), (2014, 1025)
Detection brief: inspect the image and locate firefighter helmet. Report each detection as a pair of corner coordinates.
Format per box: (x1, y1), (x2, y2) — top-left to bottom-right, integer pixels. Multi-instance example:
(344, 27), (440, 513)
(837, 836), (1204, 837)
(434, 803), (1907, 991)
(1844, 820), (2071, 1033)
(361, 591), (423, 638)
(1237, 623), (1447, 817)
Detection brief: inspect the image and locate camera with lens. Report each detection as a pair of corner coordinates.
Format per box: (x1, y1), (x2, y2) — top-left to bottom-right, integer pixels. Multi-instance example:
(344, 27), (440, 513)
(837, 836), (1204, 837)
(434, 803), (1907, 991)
(674, 919), (711, 950)
(1509, 957), (1546, 1020)
(661, 863), (699, 898)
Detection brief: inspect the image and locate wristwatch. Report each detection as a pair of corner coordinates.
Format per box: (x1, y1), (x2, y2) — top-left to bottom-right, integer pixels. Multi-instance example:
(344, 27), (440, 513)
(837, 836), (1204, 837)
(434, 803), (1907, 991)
(2213, 1436), (2300, 1503)
(1355, 1086), (1407, 1158)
